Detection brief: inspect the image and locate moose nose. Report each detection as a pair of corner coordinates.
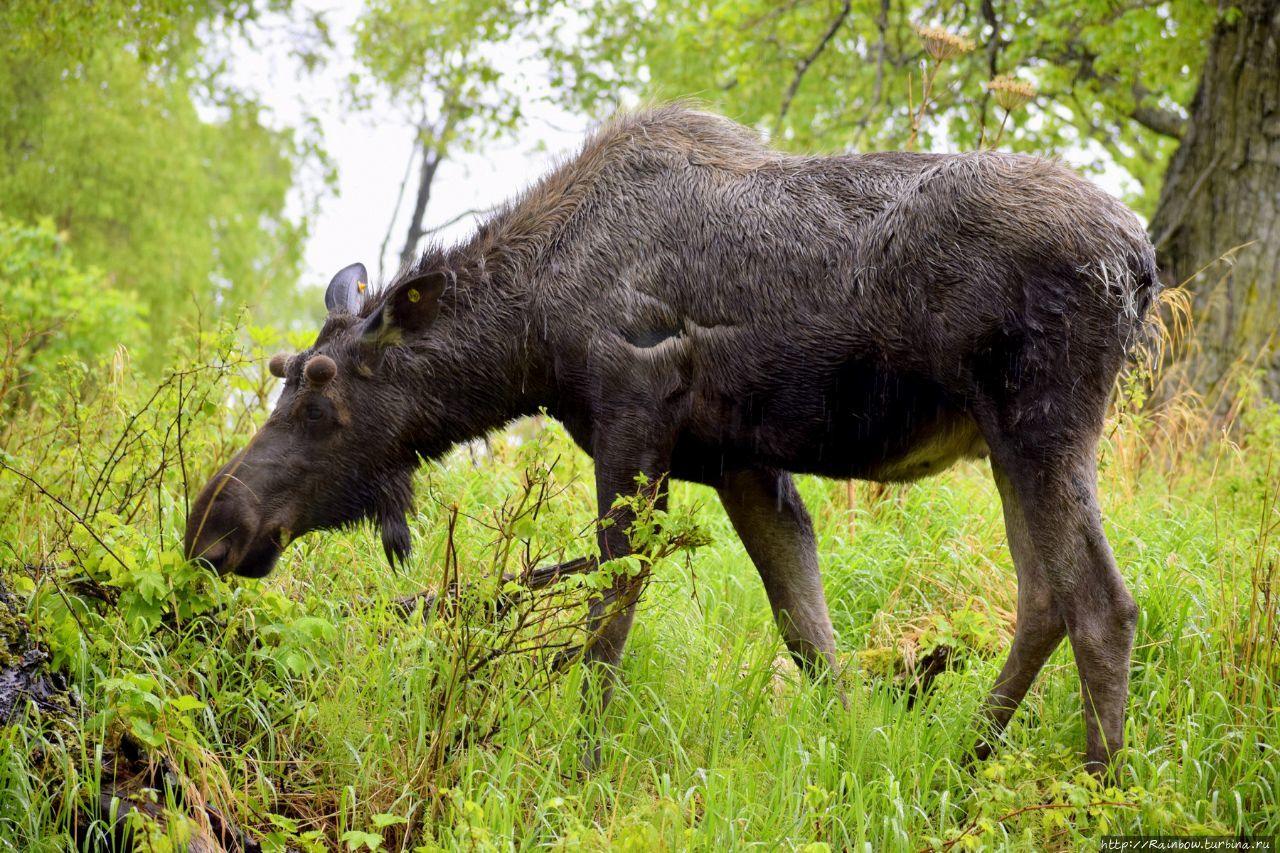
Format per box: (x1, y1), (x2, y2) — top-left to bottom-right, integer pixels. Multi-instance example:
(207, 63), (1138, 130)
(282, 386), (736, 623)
(184, 445), (293, 578)
(185, 468), (252, 573)
(191, 537), (231, 572)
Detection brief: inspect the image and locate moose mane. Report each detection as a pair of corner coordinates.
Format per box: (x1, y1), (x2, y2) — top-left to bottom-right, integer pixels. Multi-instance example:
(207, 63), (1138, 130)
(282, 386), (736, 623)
(364, 103), (782, 315)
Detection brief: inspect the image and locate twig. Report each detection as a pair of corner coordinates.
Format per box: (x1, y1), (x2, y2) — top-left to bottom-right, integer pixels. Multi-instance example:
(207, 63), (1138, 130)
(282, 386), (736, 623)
(379, 143), (419, 284)
(0, 460), (131, 574)
(779, 0), (852, 121)
(989, 108), (1012, 148)
(977, 0), (1001, 147)
(907, 60), (942, 151)
(421, 205), (499, 238)
(388, 555), (599, 620)
(738, 0), (805, 32)
(177, 373), (190, 520)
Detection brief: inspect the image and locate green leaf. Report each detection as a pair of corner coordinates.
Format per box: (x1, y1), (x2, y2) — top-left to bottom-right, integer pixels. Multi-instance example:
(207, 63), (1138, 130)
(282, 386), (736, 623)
(167, 695), (206, 713)
(129, 717), (164, 748)
(512, 516), (537, 539)
(291, 615), (337, 642)
(340, 830), (384, 851)
(134, 569), (168, 603)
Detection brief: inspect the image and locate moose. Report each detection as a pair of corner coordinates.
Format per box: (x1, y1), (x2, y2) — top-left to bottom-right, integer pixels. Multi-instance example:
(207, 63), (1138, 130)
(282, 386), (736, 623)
(186, 105), (1158, 773)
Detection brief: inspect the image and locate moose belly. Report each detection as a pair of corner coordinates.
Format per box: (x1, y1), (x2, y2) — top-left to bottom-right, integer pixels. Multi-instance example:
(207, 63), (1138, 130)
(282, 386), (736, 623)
(860, 414), (989, 482)
(672, 362), (990, 484)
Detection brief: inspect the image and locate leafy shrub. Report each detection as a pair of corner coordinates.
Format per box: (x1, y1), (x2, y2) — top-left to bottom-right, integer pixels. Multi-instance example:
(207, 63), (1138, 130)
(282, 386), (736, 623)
(0, 216), (145, 415)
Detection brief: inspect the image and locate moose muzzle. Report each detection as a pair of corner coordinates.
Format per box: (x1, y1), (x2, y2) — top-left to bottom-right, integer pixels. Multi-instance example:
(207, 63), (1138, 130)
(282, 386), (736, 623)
(184, 447), (293, 578)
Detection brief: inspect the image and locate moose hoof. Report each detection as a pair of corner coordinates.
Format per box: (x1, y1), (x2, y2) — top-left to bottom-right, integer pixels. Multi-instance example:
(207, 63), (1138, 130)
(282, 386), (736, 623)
(966, 737), (997, 769)
(1082, 758), (1122, 782)
(578, 738), (604, 777)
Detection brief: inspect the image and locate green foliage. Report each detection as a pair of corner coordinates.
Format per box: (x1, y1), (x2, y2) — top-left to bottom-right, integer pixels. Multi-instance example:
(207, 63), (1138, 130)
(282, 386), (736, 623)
(350, 0), (559, 269)
(0, 2), (1275, 849)
(2, 322), (1278, 848)
(559, 0), (1216, 213)
(352, 0), (545, 183)
(0, 217), (144, 413)
(0, 0), (317, 370)
(1, 1), (289, 63)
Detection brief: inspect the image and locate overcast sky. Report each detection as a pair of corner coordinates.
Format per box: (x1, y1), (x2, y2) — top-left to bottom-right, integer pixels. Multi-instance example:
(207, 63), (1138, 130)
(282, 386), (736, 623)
(224, 0), (590, 296)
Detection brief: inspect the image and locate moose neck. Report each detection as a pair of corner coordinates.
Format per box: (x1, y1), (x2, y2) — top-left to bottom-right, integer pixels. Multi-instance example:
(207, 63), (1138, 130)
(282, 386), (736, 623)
(397, 153), (618, 460)
(399, 241), (550, 462)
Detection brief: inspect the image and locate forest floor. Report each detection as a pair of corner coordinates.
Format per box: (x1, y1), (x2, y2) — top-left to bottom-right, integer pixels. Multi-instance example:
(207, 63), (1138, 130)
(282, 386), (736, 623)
(1, 336), (1278, 851)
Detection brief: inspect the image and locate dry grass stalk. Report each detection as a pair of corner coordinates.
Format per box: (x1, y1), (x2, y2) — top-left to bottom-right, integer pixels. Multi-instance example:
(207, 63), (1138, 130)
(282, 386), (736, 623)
(984, 74), (1036, 148)
(907, 25), (974, 151)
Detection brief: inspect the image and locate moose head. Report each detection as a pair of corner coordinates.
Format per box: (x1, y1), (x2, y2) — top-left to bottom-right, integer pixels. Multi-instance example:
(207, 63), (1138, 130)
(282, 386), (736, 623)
(183, 261), (465, 577)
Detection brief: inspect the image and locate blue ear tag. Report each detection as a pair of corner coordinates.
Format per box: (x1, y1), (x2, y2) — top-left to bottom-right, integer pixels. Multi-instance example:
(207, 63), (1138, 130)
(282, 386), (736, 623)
(324, 262), (370, 315)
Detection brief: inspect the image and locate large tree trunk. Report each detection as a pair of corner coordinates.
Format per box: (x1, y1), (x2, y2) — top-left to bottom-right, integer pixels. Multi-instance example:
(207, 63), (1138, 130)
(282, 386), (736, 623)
(1149, 0), (1280, 399)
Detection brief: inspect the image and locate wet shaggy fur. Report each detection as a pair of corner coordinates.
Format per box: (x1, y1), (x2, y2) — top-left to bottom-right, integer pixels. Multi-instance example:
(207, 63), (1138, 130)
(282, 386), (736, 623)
(187, 105), (1159, 772)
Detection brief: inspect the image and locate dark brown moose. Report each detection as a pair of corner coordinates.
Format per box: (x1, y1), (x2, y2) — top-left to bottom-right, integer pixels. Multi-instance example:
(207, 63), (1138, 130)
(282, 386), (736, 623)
(186, 106), (1158, 773)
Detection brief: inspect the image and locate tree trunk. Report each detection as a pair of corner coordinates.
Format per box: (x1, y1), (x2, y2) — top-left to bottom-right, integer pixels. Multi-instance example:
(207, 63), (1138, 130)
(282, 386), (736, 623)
(1149, 0), (1280, 399)
(399, 142), (441, 268)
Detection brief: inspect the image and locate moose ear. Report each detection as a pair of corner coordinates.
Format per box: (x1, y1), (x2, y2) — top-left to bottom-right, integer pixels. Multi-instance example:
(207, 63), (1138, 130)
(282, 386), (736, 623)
(324, 262), (370, 315)
(363, 270), (450, 346)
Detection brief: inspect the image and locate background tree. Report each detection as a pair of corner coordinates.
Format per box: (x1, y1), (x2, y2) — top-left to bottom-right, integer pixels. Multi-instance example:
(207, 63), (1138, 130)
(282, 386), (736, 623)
(0, 1), (324, 368)
(0, 218), (145, 416)
(560, 0), (1277, 398)
(1148, 0), (1280, 397)
(353, 0), (547, 278)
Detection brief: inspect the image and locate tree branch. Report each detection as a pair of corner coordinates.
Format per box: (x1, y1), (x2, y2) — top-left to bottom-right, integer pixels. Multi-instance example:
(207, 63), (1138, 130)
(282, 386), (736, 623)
(389, 555), (599, 620)
(779, 0), (852, 121)
(379, 142), (418, 283)
(399, 143), (441, 268)
(848, 0), (894, 148)
(977, 0), (1002, 144)
(1129, 82), (1187, 139)
(870, 0), (891, 112)
(421, 205), (499, 238)
(1035, 38), (1187, 140)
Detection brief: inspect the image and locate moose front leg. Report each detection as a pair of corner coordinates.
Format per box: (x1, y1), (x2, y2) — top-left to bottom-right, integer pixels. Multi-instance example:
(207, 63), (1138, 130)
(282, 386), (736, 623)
(579, 455), (669, 770)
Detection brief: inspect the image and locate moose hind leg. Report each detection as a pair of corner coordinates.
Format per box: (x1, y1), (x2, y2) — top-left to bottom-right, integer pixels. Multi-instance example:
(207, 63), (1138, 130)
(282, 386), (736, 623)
(1000, 451), (1137, 772)
(973, 461), (1067, 761)
(718, 468), (838, 677)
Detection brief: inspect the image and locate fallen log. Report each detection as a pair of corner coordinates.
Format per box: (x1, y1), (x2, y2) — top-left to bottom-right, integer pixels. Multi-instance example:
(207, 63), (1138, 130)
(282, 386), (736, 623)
(1, 577), (254, 852)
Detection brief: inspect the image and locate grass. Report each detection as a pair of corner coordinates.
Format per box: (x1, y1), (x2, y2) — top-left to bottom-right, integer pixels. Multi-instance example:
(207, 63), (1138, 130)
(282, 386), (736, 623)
(1, 329), (1278, 851)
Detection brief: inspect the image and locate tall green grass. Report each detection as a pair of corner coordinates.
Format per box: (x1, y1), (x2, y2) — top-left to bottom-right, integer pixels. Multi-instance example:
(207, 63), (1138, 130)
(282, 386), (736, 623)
(1, 323), (1277, 851)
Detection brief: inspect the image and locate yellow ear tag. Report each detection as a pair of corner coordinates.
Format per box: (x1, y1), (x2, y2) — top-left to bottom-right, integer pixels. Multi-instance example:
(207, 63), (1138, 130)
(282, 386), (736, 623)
(407, 288), (420, 303)
(357, 280), (367, 293)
